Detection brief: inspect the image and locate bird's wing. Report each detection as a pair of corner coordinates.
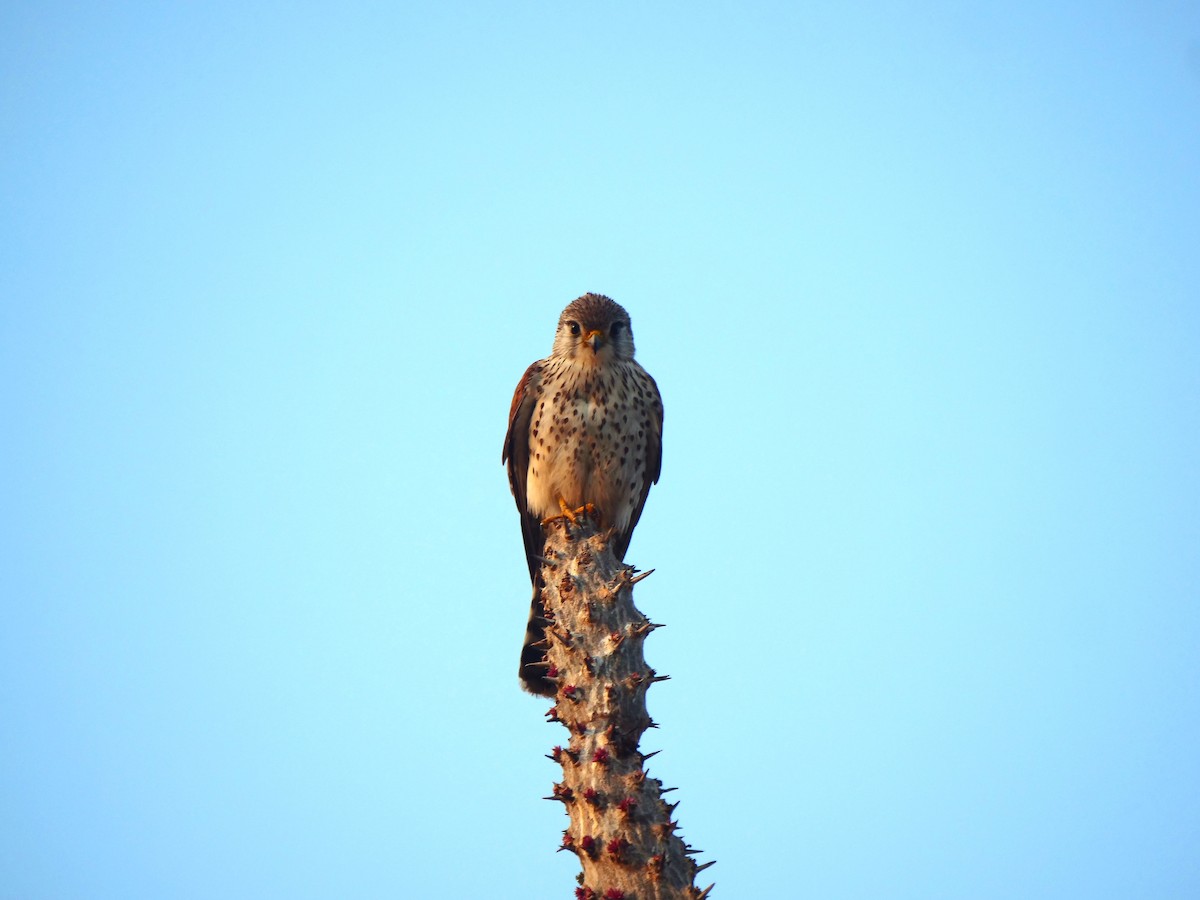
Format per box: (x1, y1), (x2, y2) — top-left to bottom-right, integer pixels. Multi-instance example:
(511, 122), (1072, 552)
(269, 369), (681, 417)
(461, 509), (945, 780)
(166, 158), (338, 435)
(503, 361), (544, 582)
(616, 366), (664, 560)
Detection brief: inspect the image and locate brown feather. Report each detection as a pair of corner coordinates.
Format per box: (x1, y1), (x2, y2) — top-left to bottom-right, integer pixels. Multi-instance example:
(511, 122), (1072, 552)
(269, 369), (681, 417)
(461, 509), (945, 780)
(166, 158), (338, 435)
(504, 361), (557, 695)
(503, 361), (544, 583)
(613, 369), (663, 560)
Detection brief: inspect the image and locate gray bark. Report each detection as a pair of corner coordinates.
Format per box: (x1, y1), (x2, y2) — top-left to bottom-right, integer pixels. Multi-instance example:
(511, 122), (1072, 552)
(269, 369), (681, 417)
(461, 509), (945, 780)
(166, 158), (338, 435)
(536, 519), (714, 900)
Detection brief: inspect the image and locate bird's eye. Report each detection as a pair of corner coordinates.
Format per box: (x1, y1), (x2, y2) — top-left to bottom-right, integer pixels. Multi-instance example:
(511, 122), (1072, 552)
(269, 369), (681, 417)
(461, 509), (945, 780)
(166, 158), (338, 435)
(567, 321), (581, 336)
(610, 321), (625, 336)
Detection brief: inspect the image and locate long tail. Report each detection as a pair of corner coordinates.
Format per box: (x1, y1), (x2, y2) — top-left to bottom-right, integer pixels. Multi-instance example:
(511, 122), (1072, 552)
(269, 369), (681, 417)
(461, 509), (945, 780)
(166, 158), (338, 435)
(518, 584), (556, 696)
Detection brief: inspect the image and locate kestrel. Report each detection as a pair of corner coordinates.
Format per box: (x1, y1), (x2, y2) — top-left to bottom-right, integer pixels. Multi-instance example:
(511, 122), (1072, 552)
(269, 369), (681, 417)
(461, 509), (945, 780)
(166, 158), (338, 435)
(503, 294), (663, 696)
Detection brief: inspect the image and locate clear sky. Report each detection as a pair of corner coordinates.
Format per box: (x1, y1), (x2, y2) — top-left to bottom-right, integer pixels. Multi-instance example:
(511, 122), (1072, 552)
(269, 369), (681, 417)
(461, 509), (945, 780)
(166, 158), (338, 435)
(2, 3), (1198, 898)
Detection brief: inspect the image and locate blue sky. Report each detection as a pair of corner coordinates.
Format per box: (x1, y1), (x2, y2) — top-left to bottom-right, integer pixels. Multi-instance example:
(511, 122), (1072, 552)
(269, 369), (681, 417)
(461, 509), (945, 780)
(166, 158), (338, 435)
(2, 3), (1198, 898)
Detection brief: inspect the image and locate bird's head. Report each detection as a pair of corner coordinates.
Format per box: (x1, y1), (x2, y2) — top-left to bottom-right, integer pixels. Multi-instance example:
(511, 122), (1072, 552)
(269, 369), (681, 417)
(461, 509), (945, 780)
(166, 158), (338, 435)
(551, 293), (636, 366)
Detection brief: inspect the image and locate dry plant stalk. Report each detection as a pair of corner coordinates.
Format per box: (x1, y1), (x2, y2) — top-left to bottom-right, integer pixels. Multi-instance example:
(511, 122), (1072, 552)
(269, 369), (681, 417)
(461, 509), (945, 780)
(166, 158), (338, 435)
(536, 519), (714, 900)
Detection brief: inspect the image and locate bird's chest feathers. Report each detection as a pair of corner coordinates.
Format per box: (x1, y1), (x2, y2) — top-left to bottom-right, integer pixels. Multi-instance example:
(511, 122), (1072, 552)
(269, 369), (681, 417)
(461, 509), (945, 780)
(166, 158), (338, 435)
(577, 384), (606, 422)
(553, 373), (611, 444)
(524, 360), (648, 528)
(530, 371), (620, 482)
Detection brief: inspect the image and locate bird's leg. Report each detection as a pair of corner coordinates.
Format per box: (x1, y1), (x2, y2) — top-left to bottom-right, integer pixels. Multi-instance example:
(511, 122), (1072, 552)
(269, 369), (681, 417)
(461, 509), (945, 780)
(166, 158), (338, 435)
(541, 497), (598, 527)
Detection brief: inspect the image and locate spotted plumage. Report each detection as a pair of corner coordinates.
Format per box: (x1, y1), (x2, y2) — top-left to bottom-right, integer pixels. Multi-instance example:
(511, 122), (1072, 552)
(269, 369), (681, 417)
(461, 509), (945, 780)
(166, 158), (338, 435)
(503, 293), (663, 696)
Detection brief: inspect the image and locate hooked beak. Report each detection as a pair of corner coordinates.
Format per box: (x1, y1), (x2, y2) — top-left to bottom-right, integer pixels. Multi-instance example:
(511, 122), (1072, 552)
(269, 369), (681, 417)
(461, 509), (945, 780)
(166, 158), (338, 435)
(584, 329), (604, 352)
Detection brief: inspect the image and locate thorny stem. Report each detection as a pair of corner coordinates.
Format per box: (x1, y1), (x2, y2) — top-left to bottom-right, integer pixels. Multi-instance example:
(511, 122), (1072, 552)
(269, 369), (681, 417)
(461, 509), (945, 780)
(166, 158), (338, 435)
(536, 520), (714, 900)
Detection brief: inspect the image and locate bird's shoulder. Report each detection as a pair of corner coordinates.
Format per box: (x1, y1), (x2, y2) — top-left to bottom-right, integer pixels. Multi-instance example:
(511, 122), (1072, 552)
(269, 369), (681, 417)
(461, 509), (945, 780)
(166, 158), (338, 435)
(503, 359), (546, 464)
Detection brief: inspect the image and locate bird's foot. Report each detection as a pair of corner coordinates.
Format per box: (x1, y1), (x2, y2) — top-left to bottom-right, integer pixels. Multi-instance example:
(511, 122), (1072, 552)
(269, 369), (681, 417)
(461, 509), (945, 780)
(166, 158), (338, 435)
(541, 498), (597, 527)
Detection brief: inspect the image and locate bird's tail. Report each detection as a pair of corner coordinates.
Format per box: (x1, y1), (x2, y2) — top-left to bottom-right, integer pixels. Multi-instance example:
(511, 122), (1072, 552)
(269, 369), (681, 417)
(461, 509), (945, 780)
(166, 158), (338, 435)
(519, 584), (556, 696)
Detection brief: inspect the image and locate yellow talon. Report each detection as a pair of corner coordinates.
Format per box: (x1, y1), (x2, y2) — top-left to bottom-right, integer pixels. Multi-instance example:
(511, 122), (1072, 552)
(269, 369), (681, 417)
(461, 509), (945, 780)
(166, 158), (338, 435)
(541, 497), (598, 527)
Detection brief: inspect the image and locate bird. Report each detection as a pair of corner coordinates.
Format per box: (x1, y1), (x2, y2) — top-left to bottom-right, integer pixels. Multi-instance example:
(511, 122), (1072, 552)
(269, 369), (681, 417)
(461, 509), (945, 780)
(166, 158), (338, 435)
(503, 293), (663, 696)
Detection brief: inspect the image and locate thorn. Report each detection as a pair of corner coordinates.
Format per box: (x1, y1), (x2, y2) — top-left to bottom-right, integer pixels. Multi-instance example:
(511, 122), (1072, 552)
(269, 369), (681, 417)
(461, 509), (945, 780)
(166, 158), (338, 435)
(650, 674), (671, 683)
(667, 800), (680, 815)
(696, 860), (716, 873)
(526, 659), (554, 669)
(547, 743), (579, 764)
(642, 750), (662, 760)
(697, 884), (716, 900)
(660, 787), (678, 793)
(632, 621), (665, 637)
(628, 568), (655, 585)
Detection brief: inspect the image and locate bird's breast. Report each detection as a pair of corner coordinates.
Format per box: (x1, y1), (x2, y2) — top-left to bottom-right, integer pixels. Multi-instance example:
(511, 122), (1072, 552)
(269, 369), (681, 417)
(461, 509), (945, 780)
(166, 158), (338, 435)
(523, 363), (646, 531)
